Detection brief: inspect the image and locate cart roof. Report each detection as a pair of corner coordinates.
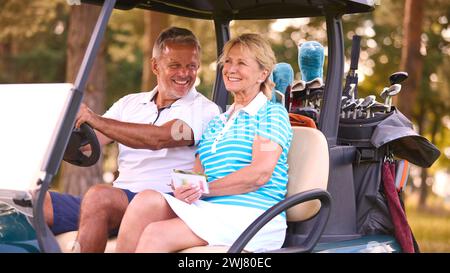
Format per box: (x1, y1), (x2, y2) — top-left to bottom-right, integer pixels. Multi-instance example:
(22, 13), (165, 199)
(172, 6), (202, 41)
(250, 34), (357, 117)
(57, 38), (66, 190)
(82, 0), (374, 20)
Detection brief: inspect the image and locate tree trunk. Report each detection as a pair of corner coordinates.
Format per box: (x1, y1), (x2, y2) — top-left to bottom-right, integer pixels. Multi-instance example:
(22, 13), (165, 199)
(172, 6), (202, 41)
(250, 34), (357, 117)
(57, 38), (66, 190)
(419, 106), (442, 208)
(418, 168), (428, 209)
(416, 94), (428, 209)
(59, 5), (106, 196)
(141, 11), (169, 91)
(0, 35), (20, 82)
(397, 0), (425, 120)
(0, 37), (12, 83)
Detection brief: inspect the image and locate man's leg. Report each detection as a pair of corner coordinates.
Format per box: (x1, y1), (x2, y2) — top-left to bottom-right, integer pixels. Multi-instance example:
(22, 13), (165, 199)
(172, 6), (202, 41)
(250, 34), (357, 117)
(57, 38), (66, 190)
(76, 184), (132, 253)
(44, 192), (54, 228)
(45, 191), (82, 235)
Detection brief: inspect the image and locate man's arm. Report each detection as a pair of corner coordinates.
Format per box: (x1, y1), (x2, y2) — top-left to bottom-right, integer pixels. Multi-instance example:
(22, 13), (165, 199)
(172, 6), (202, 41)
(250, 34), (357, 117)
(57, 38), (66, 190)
(76, 104), (193, 149)
(90, 117), (193, 149)
(95, 129), (113, 146)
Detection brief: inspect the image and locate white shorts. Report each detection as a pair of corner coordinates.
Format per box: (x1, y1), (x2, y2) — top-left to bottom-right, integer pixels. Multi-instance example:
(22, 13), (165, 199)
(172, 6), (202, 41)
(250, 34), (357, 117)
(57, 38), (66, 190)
(161, 193), (286, 252)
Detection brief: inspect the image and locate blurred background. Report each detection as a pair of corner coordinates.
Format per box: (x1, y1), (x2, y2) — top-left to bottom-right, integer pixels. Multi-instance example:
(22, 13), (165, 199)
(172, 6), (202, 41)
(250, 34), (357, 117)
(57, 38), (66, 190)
(0, 0), (449, 251)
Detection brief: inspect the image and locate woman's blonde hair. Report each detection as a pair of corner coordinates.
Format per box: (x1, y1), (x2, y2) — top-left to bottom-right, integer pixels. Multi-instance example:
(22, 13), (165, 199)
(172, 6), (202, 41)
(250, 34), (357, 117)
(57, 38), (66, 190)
(218, 33), (276, 99)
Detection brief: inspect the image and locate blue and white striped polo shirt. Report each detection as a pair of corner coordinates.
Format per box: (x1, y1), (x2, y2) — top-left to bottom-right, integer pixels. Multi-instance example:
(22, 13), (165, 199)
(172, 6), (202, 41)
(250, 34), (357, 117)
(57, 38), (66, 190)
(197, 92), (293, 216)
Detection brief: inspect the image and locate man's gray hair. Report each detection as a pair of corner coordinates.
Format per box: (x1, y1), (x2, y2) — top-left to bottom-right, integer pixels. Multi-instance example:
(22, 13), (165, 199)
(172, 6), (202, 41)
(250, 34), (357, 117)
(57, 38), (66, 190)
(152, 27), (201, 58)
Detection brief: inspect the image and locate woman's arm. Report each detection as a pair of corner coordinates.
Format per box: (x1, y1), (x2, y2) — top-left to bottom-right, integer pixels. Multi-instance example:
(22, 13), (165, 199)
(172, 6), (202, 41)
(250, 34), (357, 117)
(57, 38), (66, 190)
(192, 154), (204, 173)
(205, 135), (282, 196)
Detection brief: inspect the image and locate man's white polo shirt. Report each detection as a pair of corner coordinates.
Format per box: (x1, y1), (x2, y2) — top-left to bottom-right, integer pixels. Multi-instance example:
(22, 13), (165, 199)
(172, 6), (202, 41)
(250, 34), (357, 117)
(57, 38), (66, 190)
(103, 86), (220, 193)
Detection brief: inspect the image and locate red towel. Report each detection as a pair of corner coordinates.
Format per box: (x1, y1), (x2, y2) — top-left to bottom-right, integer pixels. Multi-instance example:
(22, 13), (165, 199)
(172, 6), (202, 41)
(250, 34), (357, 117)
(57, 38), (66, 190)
(289, 113), (317, 128)
(382, 162), (415, 253)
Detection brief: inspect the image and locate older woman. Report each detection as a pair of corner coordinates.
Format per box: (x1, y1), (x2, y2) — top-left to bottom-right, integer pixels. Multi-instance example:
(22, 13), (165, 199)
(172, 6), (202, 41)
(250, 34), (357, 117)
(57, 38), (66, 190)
(115, 33), (293, 253)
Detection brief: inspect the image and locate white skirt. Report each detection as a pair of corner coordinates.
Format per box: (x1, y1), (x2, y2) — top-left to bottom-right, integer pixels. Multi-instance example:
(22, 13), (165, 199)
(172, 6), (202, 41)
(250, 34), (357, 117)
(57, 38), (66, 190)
(161, 192), (286, 252)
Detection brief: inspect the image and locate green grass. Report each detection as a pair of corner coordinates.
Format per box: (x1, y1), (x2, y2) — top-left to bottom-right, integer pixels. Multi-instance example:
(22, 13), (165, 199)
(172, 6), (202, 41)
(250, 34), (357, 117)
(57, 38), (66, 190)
(405, 193), (450, 253)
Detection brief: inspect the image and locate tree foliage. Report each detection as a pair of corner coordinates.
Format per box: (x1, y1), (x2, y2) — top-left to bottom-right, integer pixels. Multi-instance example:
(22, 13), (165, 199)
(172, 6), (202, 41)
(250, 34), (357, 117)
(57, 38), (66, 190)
(0, 0), (68, 83)
(1, 0), (449, 195)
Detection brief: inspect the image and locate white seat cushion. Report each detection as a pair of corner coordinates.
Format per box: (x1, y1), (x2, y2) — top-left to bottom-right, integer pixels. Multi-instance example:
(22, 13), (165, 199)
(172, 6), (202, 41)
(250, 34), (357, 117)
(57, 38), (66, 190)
(286, 126), (329, 221)
(179, 246), (247, 253)
(56, 231), (116, 253)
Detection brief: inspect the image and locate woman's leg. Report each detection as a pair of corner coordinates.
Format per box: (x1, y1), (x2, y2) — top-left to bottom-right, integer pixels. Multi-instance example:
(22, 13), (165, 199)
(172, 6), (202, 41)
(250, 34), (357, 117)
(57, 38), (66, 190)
(135, 217), (208, 253)
(115, 190), (176, 252)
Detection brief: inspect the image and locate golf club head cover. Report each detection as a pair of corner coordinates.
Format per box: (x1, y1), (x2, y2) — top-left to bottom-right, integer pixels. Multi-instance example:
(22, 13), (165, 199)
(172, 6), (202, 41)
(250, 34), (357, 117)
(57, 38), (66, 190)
(298, 41), (325, 82)
(271, 62), (294, 103)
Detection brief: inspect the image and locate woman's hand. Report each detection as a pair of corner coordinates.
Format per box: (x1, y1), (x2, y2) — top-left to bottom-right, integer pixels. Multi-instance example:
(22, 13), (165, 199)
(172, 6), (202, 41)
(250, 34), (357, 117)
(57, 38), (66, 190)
(172, 182), (203, 204)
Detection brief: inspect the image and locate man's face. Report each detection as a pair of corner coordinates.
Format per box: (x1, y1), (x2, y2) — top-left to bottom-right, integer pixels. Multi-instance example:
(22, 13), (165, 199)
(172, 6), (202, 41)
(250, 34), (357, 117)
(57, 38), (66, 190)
(152, 42), (200, 100)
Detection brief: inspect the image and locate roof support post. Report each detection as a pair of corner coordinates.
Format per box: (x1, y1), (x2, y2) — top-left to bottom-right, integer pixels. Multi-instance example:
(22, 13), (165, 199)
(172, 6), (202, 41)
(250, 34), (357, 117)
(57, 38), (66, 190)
(34, 0), (116, 253)
(319, 13), (344, 147)
(212, 19), (230, 111)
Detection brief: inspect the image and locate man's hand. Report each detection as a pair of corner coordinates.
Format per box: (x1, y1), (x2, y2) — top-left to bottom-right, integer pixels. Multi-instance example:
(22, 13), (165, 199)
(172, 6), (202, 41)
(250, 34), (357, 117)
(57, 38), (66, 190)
(75, 103), (98, 129)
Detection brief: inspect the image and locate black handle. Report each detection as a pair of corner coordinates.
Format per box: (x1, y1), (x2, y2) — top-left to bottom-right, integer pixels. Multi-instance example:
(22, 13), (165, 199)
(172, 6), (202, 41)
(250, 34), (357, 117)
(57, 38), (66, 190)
(227, 189), (332, 253)
(63, 123), (101, 167)
(350, 35), (361, 71)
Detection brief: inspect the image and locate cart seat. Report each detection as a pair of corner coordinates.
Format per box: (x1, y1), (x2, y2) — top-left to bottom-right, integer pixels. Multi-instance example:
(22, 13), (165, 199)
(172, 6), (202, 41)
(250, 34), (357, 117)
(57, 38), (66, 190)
(56, 126), (329, 252)
(180, 126), (329, 252)
(57, 231), (117, 253)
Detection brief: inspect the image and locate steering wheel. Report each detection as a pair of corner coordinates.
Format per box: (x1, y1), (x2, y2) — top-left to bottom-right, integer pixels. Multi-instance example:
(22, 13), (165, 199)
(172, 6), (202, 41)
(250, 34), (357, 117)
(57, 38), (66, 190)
(63, 123), (101, 167)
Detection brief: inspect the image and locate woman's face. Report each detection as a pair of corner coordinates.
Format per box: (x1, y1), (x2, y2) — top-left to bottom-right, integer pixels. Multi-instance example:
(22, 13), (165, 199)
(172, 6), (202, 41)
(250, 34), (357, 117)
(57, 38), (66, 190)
(222, 44), (267, 96)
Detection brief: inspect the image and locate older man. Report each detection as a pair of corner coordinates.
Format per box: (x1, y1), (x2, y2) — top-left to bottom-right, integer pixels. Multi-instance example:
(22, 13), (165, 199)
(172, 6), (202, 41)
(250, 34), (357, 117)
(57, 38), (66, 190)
(44, 27), (220, 252)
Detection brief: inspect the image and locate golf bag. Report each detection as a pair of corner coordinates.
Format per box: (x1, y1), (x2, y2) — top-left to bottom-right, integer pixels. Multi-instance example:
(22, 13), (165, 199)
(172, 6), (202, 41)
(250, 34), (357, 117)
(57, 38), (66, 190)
(338, 108), (440, 251)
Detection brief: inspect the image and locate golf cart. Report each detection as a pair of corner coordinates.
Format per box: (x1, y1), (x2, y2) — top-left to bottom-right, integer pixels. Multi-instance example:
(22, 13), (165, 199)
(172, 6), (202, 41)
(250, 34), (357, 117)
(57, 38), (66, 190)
(0, 0), (440, 253)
